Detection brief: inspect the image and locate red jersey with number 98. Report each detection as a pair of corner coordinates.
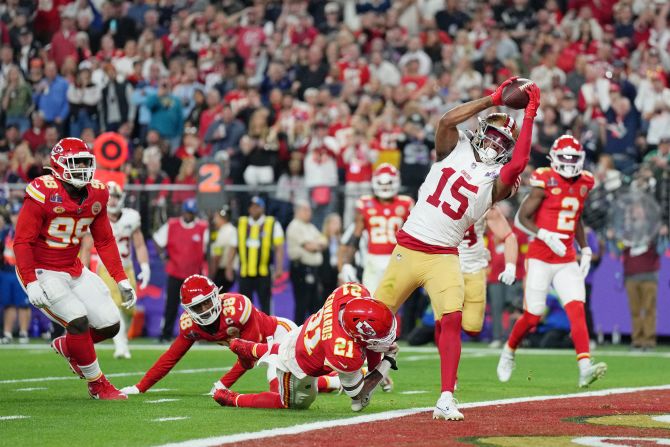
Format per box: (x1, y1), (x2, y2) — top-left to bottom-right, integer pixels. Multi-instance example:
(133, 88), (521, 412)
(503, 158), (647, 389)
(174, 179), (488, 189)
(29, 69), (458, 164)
(13, 175), (126, 285)
(356, 195), (414, 255)
(295, 283), (371, 376)
(527, 167), (595, 263)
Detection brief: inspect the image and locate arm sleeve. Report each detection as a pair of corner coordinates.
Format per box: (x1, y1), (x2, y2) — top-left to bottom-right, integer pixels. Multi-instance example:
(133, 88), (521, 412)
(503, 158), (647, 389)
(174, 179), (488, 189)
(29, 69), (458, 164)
(219, 360), (248, 388)
(13, 199), (46, 285)
(136, 334), (195, 392)
(499, 116), (534, 186)
(90, 205), (127, 283)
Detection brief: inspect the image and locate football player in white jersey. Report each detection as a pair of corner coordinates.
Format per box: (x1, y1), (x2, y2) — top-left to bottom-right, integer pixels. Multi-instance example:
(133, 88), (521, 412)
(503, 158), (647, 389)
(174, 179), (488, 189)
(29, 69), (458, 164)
(459, 205), (518, 338)
(81, 181), (150, 359)
(375, 77), (540, 421)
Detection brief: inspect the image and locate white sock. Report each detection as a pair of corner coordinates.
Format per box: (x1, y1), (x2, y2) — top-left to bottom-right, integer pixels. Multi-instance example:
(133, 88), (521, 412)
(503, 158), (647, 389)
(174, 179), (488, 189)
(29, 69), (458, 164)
(80, 360), (103, 381)
(440, 391), (454, 401)
(326, 375), (341, 391)
(578, 358), (592, 375)
(113, 314), (130, 353)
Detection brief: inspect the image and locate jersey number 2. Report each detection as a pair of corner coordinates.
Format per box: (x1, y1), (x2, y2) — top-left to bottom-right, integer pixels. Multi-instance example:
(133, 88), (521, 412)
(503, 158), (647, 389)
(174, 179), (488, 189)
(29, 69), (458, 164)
(557, 197), (580, 231)
(426, 167), (479, 220)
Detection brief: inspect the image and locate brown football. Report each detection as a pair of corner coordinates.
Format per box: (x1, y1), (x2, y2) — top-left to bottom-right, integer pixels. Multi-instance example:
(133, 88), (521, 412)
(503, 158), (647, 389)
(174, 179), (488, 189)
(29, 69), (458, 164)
(501, 78), (535, 109)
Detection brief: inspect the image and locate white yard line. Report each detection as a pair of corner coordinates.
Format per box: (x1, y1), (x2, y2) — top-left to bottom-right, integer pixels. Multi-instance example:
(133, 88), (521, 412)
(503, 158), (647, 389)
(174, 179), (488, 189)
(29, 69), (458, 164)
(14, 387), (47, 392)
(399, 390), (428, 395)
(153, 384), (670, 447)
(152, 417), (190, 422)
(145, 399), (180, 404)
(0, 415), (30, 421)
(147, 389), (174, 393)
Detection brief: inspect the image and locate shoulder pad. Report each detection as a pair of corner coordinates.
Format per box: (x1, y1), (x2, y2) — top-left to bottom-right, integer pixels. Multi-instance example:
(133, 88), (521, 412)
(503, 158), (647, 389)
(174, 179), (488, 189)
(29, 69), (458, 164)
(25, 176), (59, 204)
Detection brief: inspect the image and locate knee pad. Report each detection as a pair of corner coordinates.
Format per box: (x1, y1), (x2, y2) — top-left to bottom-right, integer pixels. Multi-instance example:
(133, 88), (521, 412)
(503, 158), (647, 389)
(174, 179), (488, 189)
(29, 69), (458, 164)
(67, 316), (89, 334)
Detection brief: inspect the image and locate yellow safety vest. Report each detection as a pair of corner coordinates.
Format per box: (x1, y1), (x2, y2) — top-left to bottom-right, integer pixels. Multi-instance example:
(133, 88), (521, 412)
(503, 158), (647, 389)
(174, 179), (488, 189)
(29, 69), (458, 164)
(238, 216), (275, 277)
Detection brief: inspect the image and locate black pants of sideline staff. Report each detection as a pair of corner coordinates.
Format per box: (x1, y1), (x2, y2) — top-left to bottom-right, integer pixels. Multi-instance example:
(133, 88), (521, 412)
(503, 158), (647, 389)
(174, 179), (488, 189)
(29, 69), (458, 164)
(161, 275), (185, 341)
(290, 262), (320, 325)
(238, 275), (272, 314)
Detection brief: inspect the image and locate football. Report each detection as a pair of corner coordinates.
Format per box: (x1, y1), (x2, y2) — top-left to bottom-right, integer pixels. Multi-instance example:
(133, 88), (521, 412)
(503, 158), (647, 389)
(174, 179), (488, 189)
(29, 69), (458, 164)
(501, 78), (535, 109)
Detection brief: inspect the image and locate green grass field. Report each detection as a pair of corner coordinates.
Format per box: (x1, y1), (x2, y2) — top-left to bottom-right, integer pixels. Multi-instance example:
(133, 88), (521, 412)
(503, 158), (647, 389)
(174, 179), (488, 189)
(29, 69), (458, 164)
(1, 341), (668, 447)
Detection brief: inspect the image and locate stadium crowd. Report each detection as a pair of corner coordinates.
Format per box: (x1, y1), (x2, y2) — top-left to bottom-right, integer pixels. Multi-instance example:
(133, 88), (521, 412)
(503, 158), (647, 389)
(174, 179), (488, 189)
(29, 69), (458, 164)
(0, 0), (669, 347)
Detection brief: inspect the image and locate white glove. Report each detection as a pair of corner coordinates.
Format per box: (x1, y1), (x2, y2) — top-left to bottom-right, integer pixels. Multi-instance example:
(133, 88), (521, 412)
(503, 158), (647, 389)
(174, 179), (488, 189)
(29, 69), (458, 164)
(498, 262), (517, 285)
(537, 228), (569, 257)
(26, 281), (50, 308)
(339, 263), (359, 283)
(579, 246), (592, 278)
(117, 279), (137, 309)
(121, 385), (140, 395)
(137, 262), (151, 289)
(209, 380), (227, 396)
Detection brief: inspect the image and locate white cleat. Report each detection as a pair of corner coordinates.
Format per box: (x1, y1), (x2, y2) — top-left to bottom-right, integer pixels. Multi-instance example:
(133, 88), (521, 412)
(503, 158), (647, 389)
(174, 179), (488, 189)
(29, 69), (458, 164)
(113, 349), (131, 360)
(579, 361), (607, 388)
(497, 350), (515, 383)
(381, 375), (393, 393)
(432, 393), (464, 421)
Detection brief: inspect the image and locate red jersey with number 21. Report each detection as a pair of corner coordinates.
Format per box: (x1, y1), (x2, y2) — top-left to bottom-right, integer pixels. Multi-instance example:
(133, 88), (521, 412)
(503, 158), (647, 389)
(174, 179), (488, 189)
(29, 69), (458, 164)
(527, 168), (594, 263)
(356, 195), (414, 255)
(295, 283), (370, 377)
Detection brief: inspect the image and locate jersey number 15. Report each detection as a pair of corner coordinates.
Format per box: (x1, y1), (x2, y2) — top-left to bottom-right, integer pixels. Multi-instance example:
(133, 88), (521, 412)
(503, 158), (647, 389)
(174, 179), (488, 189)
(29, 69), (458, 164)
(426, 167), (479, 220)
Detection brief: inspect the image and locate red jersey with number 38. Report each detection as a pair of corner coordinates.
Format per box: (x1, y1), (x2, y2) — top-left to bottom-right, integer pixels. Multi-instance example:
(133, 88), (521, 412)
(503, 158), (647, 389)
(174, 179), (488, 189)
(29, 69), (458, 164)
(295, 283), (370, 376)
(527, 167), (595, 263)
(13, 175), (126, 285)
(356, 195), (414, 255)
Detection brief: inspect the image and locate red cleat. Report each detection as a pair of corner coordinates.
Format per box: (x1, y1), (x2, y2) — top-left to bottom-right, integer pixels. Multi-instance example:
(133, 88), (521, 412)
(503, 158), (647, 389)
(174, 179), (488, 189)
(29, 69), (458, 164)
(51, 336), (84, 379)
(87, 376), (127, 400)
(229, 339), (258, 370)
(213, 388), (240, 407)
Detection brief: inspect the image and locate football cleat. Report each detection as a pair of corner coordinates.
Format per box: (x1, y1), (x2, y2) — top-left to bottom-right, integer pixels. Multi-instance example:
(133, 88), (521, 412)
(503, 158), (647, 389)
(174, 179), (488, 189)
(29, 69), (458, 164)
(88, 376), (127, 400)
(213, 388), (240, 407)
(381, 375), (394, 393)
(578, 361), (607, 388)
(51, 336), (84, 378)
(18, 332), (29, 344)
(433, 393), (464, 421)
(229, 338), (259, 370)
(497, 349), (515, 383)
(113, 348), (131, 360)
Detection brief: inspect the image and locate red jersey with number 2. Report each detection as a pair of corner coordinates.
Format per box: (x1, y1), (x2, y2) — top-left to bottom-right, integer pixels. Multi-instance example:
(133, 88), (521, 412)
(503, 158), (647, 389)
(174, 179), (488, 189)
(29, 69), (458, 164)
(13, 175), (126, 285)
(356, 195), (414, 255)
(526, 168), (595, 263)
(295, 283), (371, 376)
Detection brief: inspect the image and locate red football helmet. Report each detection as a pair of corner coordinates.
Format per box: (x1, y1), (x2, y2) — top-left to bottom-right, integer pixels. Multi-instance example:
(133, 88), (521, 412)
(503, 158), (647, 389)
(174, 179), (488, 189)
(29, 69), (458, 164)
(180, 275), (222, 326)
(549, 135), (584, 178)
(372, 163), (400, 199)
(339, 297), (396, 351)
(49, 138), (96, 188)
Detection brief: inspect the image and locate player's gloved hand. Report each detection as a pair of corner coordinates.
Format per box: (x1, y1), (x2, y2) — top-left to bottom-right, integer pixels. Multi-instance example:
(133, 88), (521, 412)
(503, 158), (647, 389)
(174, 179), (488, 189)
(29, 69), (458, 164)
(137, 262), (151, 289)
(117, 280), (137, 309)
(523, 82), (541, 118)
(489, 76), (518, 106)
(498, 262), (517, 285)
(121, 385), (140, 395)
(26, 281), (50, 308)
(209, 380), (227, 396)
(537, 228), (569, 257)
(579, 246), (592, 278)
(339, 264), (359, 283)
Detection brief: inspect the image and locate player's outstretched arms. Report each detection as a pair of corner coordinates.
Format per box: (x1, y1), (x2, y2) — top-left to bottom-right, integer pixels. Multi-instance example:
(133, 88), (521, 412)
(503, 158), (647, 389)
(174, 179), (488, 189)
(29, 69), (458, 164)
(494, 82), (541, 202)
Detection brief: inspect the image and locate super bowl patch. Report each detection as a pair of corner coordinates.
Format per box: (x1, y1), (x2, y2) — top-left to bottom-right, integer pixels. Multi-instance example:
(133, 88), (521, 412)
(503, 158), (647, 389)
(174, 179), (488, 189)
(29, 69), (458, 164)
(50, 193), (63, 203)
(547, 177), (558, 187)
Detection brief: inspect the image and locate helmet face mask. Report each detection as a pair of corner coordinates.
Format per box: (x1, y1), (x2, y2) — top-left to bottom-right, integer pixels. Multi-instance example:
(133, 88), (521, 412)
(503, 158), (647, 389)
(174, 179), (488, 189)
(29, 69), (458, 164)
(549, 135), (584, 178)
(472, 114), (518, 165)
(372, 163), (400, 199)
(50, 138), (96, 188)
(180, 275), (222, 326)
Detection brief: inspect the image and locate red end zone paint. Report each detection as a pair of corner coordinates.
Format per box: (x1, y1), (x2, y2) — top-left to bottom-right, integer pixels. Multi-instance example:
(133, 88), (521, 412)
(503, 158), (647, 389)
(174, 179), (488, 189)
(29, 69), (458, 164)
(225, 390), (670, 447)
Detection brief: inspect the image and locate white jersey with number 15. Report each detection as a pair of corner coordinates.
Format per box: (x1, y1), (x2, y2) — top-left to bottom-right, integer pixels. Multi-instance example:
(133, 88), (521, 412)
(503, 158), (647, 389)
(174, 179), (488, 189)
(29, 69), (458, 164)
(402, 131), (502, 248)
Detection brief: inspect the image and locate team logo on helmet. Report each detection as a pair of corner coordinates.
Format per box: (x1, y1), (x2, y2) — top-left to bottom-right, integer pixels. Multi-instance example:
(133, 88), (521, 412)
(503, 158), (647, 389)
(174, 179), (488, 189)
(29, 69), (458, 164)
(356, 320), (377, 337)
(51, 145), (64, 155)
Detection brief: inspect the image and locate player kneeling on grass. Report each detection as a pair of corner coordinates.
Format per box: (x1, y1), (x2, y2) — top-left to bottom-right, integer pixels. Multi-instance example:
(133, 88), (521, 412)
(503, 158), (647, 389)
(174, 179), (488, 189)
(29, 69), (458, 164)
(213, 283), (398, 411)
(121, 275), (311, 396)
(497, 135), (607, 388)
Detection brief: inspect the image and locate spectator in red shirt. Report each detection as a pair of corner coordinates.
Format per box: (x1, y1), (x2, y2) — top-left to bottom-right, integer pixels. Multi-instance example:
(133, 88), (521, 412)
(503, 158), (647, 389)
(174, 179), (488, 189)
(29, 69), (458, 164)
(22, 111), (47, 153)
(49, 8), (78, 70)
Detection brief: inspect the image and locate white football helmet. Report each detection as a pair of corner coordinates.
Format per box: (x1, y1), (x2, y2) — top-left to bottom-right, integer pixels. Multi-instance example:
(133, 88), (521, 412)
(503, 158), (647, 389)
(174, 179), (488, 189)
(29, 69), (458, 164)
(372, 163), (400, 200)
(107, 181), (125, 214)
(549, 135), (585, 178)
(471, 113), (519, 165)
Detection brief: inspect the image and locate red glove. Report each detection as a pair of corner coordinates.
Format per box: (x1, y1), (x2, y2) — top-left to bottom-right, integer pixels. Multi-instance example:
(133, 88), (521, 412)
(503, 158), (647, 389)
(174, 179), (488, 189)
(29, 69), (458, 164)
(489, 76), (518, 106)
(523, 83), (541, 118)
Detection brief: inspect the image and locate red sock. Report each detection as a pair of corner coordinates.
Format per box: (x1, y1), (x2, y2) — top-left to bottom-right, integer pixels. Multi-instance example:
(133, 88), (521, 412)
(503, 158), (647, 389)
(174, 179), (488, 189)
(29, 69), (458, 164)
(89, 328), (108, 344)
(507, 311), (542, 350)
(437, 312), (462, 393)
(434, 322), (441, 348)
(564, 301), (590, 360)
(269, 378), (279, 393)
(236, 392), (285, 409)
(66, 331), (97, 366)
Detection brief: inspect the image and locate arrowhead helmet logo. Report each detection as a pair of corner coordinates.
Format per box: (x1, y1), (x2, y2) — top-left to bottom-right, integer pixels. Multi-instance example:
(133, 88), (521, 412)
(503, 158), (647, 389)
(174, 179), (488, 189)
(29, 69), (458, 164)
(356, 320), (377, 337)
